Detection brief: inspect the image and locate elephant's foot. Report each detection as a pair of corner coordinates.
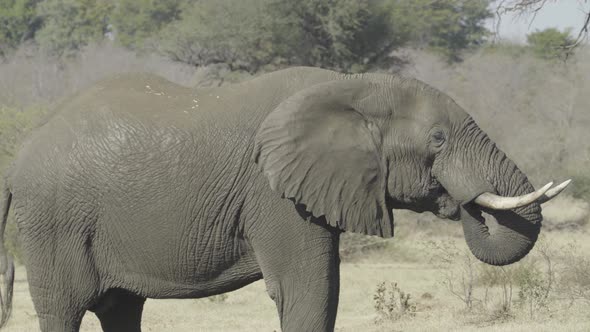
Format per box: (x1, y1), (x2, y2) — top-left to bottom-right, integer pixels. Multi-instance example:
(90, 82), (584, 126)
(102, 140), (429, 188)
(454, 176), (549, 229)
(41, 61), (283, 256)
(92, 288), (145, 332)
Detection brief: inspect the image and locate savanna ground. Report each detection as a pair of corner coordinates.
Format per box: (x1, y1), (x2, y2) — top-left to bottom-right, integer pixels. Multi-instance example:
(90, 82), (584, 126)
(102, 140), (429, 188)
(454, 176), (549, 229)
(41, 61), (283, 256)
(1, 43), (590, 331)
(6, 195), (590, 331)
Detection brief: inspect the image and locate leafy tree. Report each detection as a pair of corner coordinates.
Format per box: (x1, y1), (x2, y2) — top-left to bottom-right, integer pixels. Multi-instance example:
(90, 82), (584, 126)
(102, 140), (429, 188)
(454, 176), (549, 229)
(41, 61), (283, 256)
(35, 0), (114, 57)
(268, 0), (400, 71)
(111, 0), (184, 49)
(527, 28), (575, 60)
(388, 0), (492, 62)
(2, 0), (494, 67)
(0, 0), (42, 56)
(160, 0), (405, 73)
(159, 0), (275, 72)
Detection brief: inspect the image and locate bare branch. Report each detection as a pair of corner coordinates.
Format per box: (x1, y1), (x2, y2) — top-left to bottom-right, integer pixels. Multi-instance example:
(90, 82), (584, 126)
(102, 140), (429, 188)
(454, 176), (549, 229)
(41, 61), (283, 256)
(494, 0), (589, 51)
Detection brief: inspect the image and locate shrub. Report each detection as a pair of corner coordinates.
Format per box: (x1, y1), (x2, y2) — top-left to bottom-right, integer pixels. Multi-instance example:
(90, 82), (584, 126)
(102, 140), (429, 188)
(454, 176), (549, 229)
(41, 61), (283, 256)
(373, 281), (416, 324)
(0, 0), (42, 56)
(35, 0), (113, 57)
(429, 238), (558, 319)
(477, 265), (513, 313)
(207, 294), (228, 303)
(526, 28), (575, 60)
(513, 246), (553, 318)
(427, 240), (480, 311)
(558, 242), (590, 304)
(111, 0), (183, 49)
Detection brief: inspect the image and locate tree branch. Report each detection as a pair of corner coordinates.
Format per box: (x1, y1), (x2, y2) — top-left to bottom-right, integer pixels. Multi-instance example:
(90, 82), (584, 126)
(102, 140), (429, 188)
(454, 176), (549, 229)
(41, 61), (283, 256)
(494, 0), (589, 51)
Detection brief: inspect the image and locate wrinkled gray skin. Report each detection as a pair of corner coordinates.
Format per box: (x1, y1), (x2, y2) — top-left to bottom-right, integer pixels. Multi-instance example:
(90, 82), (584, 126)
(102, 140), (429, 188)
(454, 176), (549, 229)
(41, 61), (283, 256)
(0, 67), (542, 331)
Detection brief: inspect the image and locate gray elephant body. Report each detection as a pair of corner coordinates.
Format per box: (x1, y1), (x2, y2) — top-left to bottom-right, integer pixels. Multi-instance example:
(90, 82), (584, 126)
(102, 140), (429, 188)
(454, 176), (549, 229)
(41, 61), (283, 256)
(0, 67), (545, 331)
(7, 68), (345, 331)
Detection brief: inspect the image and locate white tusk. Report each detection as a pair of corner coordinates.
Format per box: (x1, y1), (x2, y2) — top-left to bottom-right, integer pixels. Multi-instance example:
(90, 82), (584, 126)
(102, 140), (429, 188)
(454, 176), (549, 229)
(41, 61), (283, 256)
(474, 182), (553, 210)
(538, 179), (572, 204)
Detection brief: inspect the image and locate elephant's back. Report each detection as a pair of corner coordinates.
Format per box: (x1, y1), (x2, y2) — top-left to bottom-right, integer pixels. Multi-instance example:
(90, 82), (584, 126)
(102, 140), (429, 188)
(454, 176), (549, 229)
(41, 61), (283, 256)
(8, 67), (339, 198)
(8, 74), (254, 211)
(12, 72), (252, 167)
(55, 72), (211, 128)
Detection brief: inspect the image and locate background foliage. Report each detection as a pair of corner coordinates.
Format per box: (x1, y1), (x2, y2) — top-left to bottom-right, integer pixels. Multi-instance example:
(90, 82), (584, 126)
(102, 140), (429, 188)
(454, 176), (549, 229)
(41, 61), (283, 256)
(526, 27), (575, 60)
(0, 0), (497, 70)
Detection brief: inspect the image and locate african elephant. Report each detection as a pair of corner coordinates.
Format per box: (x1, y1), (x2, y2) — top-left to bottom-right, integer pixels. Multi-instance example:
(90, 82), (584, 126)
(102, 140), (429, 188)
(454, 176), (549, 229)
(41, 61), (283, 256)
(0, 67), (568, 331)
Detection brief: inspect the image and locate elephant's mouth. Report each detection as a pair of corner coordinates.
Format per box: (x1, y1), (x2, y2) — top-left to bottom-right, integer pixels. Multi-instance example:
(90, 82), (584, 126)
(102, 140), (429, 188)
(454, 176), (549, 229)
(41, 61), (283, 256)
(386, 190), (462, 221)
(434, 202), (461, 220)
(431, 191), (461, 220)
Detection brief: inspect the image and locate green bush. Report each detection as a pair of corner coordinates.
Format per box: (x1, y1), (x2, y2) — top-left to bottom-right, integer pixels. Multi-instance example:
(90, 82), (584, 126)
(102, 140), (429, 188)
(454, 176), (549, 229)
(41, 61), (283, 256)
(0, 0), (42, 56)
(159, 0), (276, 73)
(559, 242), (590, 304)
(373, 281), (416, 324)
(35, 0), (113, 57)
(111, 0), (183, 49)
(527, 28), (575, 60)
(513, 260), (552, 317)
(387, 0), (492, 62)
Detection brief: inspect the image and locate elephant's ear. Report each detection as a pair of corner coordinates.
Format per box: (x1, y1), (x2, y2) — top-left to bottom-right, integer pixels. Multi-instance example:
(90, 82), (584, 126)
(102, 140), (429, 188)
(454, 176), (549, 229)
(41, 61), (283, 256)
(253, 79), (393, 237)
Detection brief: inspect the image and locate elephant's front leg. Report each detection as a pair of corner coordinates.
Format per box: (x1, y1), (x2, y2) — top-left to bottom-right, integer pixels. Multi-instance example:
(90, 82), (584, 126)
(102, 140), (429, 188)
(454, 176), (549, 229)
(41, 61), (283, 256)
(249, 214), (341, 332)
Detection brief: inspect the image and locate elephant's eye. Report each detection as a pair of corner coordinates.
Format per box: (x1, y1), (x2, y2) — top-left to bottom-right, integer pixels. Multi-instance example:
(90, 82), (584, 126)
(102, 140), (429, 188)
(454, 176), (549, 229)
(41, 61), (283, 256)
(431, 131), (446, 147)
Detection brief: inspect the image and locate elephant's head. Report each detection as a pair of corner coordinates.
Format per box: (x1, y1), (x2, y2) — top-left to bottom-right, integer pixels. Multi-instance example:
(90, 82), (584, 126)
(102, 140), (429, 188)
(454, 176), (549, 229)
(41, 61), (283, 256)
(253, 75), (569, 266)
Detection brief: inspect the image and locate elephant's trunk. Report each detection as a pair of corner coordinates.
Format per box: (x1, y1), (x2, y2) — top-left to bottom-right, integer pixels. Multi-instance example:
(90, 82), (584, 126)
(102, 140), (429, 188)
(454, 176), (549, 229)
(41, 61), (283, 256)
(461, 198), (541, 266)
(436, 117), (544, 266)
(461, 136), (542, 266)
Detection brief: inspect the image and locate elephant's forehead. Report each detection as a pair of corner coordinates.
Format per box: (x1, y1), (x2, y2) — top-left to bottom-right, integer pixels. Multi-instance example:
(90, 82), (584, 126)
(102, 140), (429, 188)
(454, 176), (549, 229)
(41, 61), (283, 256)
(417, 94), (469, 127)
(390, 96), (452, 127)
